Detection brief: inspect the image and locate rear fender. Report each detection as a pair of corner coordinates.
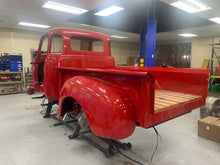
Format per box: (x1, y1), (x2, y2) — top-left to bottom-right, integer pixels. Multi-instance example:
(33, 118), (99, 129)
(58, 76), (136, 139)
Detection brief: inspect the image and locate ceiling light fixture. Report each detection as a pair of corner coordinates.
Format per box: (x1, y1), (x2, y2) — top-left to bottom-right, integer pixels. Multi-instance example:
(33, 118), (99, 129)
(171, 0), (211, 13)
(209, 17), (220, 24)
(42, 1), (88, 14)
(80, 24), (92, 27)
(94, 6), (124, 16)
(110, 35), (128, 39)
(178, 33), (198, 37)
(18, 22), (50, 28)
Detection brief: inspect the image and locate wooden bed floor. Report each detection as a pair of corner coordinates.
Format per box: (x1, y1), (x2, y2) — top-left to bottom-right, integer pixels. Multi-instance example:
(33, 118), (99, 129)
(154, 90), (202, 111)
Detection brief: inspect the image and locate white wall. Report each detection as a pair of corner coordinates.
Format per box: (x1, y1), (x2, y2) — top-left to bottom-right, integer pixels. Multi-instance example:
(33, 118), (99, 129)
(191, 38), (214, 68)
(110, 41), (139, 66)
(0, 29), (41, 69)
(157, 37), (216, 69)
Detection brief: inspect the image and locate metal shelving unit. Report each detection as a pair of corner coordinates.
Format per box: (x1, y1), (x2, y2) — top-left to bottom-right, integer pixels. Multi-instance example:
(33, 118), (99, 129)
(209, 44), (220, 91)
(0, 72), (23, 95)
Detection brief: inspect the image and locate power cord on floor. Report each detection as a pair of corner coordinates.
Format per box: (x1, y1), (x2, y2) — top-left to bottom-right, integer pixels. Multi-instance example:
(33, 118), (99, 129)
(150, 126), (159, 165)
(107, 139), (144, 165)
(118, 149), (144, 165)
(116, 126), (160, 165)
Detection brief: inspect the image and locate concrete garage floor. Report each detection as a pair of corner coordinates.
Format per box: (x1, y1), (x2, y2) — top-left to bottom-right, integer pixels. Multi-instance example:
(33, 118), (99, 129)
(0, 93), (219, 165)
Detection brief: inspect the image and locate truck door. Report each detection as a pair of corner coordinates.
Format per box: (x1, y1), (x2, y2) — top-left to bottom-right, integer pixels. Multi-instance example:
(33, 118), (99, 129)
(32, 34), (49, 93)
(43, 34), (63, 100)
(38, 35), (49, 85)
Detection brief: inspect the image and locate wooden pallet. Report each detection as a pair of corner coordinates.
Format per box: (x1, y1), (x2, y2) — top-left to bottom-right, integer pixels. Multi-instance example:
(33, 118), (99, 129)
(154, 90), (202, 111)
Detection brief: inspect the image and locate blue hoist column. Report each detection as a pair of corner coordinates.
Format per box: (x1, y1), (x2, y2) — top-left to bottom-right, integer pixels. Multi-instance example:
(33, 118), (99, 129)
(139, 1), (157, 67)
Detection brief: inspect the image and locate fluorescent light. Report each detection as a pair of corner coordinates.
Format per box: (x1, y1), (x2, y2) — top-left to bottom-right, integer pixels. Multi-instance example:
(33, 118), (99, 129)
(80, 24), (98, 29)
(94, 6), (124, 16)
(209, 17), (220, 24)
(110, 35), (128, 39)
(18, 22), (50, 28)
(80, 24), (92, 27)
(187, 0), (208, 9)
(171, 0), (211, 13)
(178, 33), (198, 37)
(171, 1), (197, 13)
(42, 1), (88, 14)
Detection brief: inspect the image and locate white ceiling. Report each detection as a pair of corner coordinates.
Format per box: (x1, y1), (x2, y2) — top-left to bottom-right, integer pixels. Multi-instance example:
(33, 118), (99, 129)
(1, 0), (220, 43)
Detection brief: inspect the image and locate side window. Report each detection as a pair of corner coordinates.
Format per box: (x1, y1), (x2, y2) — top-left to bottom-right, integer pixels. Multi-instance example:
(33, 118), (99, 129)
(70, 36), (104, 52)
(38, 36), (48, 85)
(41, 37), (48, 53)
(51, 34), (63, 53)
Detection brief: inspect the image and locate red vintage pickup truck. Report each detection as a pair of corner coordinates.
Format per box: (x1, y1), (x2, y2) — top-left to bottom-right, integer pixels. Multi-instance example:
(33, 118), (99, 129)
(32, 28), (210, 139)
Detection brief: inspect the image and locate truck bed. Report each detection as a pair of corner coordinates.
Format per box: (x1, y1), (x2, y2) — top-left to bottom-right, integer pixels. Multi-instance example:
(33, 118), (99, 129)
(114, 66), (210, 128)
(154, 90), (202, 111)
(58, 66), (210, 128)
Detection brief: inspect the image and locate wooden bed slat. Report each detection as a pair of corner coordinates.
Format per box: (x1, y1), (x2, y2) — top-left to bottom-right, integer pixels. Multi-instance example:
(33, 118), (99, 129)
(154, 90), (202, 111)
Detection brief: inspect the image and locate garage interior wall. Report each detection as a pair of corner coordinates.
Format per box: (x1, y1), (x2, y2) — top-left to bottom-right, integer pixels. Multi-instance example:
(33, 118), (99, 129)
(0, 29), (40, 70)
(0, 28), (216, 69)
(191, 38), (214, 68)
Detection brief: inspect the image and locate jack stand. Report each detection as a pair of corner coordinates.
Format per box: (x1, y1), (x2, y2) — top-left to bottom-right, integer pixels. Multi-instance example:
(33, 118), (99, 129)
(79, 131), (114, 158)
(43, 100), (58, 118)
(40, 103), (141, 164)
(51, 114), (77, 131)
(49, 114), (132, 158)
(78, 132), (132, 158)
(103, 138), (132, 151)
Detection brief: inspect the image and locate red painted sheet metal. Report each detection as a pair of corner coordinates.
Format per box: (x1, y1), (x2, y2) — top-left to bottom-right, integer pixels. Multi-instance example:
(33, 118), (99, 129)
(44, 28), (112, 57)
(142, 97), (205, 128)
(57, 66), (209, 129)
(58, 67), (155, 124)
(116, 66), (211, 74)
(58, 76), (136, 139)
(115, 66), (210, 128)
(57, 66), (149, 77)
(116, 66), (210, 97)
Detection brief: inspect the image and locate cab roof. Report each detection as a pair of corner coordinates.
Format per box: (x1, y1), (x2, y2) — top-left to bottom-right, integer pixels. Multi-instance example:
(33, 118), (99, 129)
(42, 28), (111, 41)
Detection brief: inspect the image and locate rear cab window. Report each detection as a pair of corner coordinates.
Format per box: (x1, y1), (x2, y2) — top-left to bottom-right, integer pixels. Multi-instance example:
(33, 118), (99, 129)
(70, 36), (104, 52)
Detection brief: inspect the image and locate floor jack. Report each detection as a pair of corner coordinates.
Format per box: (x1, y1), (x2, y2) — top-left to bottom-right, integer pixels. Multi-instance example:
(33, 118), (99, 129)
(37, 96), (133, 158)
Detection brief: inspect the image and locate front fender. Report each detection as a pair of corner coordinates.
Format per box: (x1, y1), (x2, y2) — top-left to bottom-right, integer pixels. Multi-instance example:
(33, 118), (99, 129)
(58, 76), (136, 139)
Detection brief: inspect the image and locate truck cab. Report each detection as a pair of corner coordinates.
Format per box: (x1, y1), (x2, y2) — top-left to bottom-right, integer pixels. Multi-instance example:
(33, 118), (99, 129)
(33, 28), (115, 100)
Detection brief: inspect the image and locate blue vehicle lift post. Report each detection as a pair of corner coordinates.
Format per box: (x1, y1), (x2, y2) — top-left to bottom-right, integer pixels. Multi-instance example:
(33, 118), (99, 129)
(139, 1), (157, 67)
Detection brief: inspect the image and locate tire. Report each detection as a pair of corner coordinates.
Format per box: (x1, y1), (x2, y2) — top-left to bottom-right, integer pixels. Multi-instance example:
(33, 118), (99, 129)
(200, 107), (211, 119)
(212, 106), (220, 117)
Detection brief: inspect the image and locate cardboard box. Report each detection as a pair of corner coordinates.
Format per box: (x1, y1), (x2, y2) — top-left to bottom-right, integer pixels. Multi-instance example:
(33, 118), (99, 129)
(127, 56), (138, 66)
(198, 116), (220, 143)
(201, 59), (210, 69)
